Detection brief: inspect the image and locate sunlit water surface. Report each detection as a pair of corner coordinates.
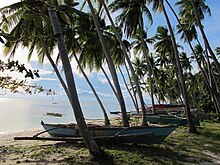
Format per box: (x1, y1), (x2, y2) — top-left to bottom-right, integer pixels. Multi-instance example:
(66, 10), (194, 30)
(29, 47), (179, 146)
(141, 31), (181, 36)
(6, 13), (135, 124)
(0, 96), (133, 133)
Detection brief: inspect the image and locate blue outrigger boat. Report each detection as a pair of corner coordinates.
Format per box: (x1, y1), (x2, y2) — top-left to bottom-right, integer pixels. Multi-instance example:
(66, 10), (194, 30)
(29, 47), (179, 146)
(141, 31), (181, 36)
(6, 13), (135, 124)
(40, 121), (176, 145)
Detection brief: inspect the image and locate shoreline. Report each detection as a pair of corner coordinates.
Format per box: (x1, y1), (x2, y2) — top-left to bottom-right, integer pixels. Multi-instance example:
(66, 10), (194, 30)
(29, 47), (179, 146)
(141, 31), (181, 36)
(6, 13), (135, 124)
(0, 119), (108, 147)
(0, 128), (40, 135)
(0, 129), (56, 147)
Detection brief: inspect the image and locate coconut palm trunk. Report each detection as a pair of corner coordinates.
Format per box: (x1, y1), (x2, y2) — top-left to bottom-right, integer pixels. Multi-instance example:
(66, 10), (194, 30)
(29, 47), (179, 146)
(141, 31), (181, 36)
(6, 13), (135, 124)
(138, 21), (156, 114)
(204, 47), (220, 114)
(149, 73), (156, 113)
(87, 0), (129, 127)
(119, 67), (139, 112)
(42, 38), (70, 97)
(74, 54), (110, 125)
(101, 66), (119, 101)
(124, 62), (139, 113)
(189, 0), (220, 74)
(147, 62), (165, 105)
(161, 3), (198, 133)
(100, 0), (148, 125)
(47, 0), (104, 156)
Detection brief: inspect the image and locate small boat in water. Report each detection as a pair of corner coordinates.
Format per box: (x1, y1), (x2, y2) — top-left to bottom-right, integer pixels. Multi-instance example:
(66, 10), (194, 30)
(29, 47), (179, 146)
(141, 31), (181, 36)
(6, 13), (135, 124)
(41, 121), (176, 144)
(45, 112), (63, 117)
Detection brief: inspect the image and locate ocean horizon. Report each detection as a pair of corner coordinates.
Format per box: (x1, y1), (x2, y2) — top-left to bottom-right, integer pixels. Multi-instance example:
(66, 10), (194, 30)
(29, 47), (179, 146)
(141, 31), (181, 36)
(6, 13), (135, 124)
(0, 62), (146, 133)
(0, 95), (134, 133)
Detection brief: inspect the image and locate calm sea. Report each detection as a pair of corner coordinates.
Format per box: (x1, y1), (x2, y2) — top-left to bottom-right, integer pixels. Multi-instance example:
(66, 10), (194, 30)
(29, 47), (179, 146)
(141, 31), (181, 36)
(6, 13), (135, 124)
(0, 96), (134, 133)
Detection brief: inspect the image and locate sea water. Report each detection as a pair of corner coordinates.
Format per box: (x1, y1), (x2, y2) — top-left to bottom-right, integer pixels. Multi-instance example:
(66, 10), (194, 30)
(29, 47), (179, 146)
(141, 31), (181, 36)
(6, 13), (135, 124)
(0, 95), (134, 133)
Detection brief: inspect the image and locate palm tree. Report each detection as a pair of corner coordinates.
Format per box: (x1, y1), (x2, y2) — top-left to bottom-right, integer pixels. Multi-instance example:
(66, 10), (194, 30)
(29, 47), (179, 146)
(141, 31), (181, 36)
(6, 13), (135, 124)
(108, 33), (140, 112)
(148, 0), (198, 133)
(74, 54), (110, 126)
(1, 0), (76, 106)
(155, 68), (169, 103)
(1, 0), (104, 156)
(176, 0), (220, 74)
(154, 26), (175, 67)
(109, 0), (153, 124)
(73, 14), (117, 126)
(1, 0), (73, 97)
(46, 0), (104, 156)
(131, 30), (155, 55)
(83, 0), (149, 123)
(180, 52), (192, 73)
(165, 0), (220, 114)
(74, 11), (131, 123)
(132, 56), (156, 112)
(86, 0), (129, 127)
(216, 47), (220, 55)
(131, 30), (162, 111)
(193, 45), (220, 114)
(176, 20), (198, 43)
(154, 26), (183, 103)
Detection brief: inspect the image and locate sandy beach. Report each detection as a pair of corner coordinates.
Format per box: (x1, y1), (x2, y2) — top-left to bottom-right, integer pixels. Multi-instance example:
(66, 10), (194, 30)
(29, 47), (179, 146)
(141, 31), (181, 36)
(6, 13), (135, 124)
(0, 118), (113, 147)
(0, 129), (74, 165)
(0, 129), (57, 147)
(1, 125), (220, 165)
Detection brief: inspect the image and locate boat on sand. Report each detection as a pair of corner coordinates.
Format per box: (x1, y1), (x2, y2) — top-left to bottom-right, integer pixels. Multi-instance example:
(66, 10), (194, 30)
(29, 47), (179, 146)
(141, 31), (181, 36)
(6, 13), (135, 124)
(40, 121), (176, 145)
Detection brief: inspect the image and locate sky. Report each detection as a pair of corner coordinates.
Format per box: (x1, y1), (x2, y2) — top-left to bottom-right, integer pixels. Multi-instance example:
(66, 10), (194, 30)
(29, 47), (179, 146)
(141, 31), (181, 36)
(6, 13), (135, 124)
(0, 0), (219, 105)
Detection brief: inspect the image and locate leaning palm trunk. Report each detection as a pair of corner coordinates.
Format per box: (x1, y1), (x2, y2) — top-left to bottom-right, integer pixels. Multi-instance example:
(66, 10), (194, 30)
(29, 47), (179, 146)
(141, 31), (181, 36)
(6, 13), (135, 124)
(87, 0), (129, 127)
(189, 0), (220, 74)
(165, 0), (220, 114)
(204, 47), (220, 114)
(100, 0), (147, 125)
(143, 59), (166, 105)
(47, 0), (104, 156)
(74, 54), (110, 126)
(172, 58), (184, 104)
(42, 38), (70, 98)
(149, 74), (156, 113)
(119, 67), (139, 112)
(148, 68), (164, 105)
(101, 66), (119, 102)
(124, 62), (139, 113)
(161, 3), (198, 133)
(139, 22), (156, 114)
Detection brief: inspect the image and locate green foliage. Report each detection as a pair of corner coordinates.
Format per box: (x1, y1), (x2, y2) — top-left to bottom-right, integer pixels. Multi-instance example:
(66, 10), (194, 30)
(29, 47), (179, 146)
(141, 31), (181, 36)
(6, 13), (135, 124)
(198, 97), (215, 113)
(0, 29), (16, 43)
(215, 47), (220, 55)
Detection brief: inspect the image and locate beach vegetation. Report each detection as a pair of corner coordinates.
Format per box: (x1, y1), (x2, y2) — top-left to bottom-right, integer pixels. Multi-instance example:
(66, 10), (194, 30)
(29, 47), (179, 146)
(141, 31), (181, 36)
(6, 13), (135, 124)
(1, 121), (220, 164)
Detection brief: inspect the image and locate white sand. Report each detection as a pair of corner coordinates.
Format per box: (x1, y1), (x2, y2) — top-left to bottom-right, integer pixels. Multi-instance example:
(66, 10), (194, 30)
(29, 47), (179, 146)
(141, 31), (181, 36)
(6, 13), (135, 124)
(0, 119), (106, 147)
(0, 129), (56, 146)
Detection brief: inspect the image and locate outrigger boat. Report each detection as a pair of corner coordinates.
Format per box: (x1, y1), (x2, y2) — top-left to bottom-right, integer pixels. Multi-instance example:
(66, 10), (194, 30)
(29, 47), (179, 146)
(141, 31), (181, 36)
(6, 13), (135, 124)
(37, 121), (176, 145)
(146, 115), (200, 126)
(131, 113), (200, 126)
(14, 121), (176, 145)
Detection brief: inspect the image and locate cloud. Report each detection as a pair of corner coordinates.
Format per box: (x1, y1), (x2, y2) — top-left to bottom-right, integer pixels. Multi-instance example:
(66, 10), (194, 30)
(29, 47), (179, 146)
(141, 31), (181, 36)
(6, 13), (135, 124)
(37, 69), (54, 75)
(77, 89), (93, 95)
(98, 76), (109, 84)
(77, 88), (114, 98)
(0, 0), (19, 8)
(32, 77), (58, 82)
